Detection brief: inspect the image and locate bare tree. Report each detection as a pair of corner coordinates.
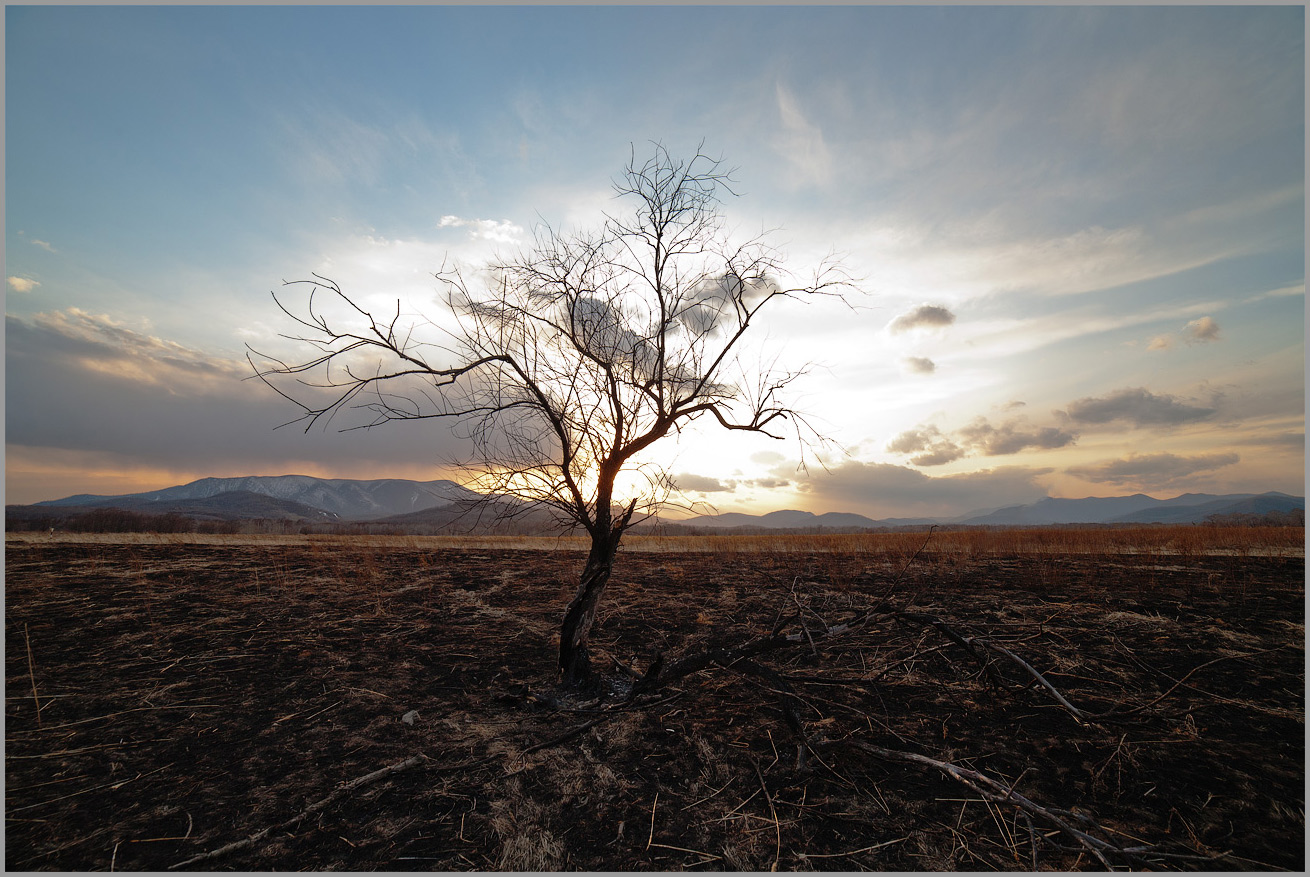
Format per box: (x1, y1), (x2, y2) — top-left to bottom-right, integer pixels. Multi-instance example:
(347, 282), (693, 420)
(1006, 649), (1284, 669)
(251, 144), (851, 687)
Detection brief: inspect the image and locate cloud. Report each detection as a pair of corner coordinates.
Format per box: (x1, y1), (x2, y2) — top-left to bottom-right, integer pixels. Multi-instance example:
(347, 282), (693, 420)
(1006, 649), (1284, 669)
(746, 477), (790, 490)
(902, 356), (936, 375)
(888, 416), (1076, 466)
(1183, 315), (1220, 343)
(16, 231), (58, 253)
(8, 276), (40, 293)
(4, 309), (479, 482)
(774, 82), (832, 188)
(956, 418), (1078, 456)
(1064, 387), (1215, 427)
(1066, 452), (1240, 489)
(792, 460), (1051, 519)
(438, 215), (525, 243)
(888, 304), (956, 333)
(674, 472), (733, 493)
(885, 425), (964, 467)
(1147, 315), (1221, 351)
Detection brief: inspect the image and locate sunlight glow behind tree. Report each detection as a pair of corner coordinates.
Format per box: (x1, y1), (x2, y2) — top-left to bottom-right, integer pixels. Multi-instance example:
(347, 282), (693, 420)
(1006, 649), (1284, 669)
(252, 144), (854, 686)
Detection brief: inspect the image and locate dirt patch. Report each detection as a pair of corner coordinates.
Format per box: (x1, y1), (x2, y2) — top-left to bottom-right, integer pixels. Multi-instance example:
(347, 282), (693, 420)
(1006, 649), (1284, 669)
(5, 536), (1303, 871)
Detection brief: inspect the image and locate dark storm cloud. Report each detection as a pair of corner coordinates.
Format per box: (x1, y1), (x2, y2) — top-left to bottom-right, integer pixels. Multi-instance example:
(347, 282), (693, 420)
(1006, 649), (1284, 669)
(1063, 387), (1215, 427)
(1066, 452), (1239, 488)
(5, 311), (478, 476)
(888, 304), (956, 333)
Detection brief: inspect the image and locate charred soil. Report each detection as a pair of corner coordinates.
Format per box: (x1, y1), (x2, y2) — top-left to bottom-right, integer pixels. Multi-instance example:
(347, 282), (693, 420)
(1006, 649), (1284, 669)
(5, 535), (1304, 871)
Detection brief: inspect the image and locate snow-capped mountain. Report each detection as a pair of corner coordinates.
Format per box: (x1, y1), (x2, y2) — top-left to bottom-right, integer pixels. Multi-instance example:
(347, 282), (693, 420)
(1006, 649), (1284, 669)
(37, 475), (483, 521)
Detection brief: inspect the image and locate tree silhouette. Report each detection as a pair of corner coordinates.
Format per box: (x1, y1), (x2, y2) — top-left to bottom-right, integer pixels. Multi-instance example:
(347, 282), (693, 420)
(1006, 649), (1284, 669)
(251, 143), (851, 686)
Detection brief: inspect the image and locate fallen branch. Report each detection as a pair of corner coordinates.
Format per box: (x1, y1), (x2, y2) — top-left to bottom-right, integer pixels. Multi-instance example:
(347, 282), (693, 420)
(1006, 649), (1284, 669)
(168, 753), (431, 870)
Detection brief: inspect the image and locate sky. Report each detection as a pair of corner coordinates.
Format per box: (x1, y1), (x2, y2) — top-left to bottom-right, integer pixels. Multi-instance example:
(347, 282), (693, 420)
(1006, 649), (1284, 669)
(5, 5), (1305, 518)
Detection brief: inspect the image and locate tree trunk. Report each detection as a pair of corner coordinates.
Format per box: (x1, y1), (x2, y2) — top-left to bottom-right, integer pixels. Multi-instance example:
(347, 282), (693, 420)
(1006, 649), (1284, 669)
(558, 532), (620, 688)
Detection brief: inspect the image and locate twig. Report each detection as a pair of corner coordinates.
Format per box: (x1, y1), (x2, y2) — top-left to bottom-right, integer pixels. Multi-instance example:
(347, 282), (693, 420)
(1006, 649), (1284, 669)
(799, 837), (905, 858)
(647, 842), (722, 860)
(24, 623), (42, 728)
(753, 760), (782, 871)
(646, 792), (658, 850)
(845, 740), (1217, 868)
(168, 754), (431, 870)
(972, 638), (1090, 723)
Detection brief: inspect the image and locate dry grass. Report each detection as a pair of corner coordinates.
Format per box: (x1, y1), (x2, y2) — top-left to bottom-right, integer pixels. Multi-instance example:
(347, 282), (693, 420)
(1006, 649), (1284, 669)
(9, 524), (1302, 557)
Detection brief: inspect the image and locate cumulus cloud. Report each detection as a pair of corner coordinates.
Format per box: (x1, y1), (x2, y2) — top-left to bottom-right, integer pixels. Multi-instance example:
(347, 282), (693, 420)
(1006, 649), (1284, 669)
(1066, 452), (1239, 489)
(1064, 387), (1215, 427)
(792, 460), (1051, 519)
(956, 418), (1078, 456)
(674, 472), (733, 493)
(885, 425), (964, 467)
(8, 276), (40, 293)
(1184, 315), (1221, 343)
(438, 215), (524, 243)
(1146, 315), (1220, 351)
(747, 477), (790, 490)
(903, 356), (936, 374)
(680, 271), (780, 335)
(888, 416), (1076, 466)
(888, 304), (956, 334)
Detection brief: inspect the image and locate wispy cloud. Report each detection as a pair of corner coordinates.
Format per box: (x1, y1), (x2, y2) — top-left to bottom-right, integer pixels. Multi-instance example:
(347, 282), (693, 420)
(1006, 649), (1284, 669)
(5, 309), (477, 475)
(16, 231), (57, 253)
(774, 82), (832, 188)
(8, 276), (40, 293)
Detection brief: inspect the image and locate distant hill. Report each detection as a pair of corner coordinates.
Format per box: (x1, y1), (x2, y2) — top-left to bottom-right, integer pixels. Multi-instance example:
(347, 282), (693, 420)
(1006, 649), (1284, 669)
(674, 492), (1304, 530)
(959, 492), (1302, 526)
(21, 476), (1303, 534)
(37, 475), (481, 521)
(1106, 492), (1304, 524)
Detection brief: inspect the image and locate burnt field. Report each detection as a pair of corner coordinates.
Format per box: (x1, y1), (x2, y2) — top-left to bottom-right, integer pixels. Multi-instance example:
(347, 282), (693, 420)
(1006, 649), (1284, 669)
(5, 531), (1304, 871)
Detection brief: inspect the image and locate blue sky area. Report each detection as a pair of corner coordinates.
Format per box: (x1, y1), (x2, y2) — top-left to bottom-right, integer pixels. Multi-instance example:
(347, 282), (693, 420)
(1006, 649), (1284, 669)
(5, 5), (1304, 517)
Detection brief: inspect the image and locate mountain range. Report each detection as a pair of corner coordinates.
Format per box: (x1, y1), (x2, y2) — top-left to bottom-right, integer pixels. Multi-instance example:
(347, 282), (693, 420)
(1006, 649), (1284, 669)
(16, 475), (1304, 530)
(36, 475), (483, 521)
(677, 491), (1304, 529)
